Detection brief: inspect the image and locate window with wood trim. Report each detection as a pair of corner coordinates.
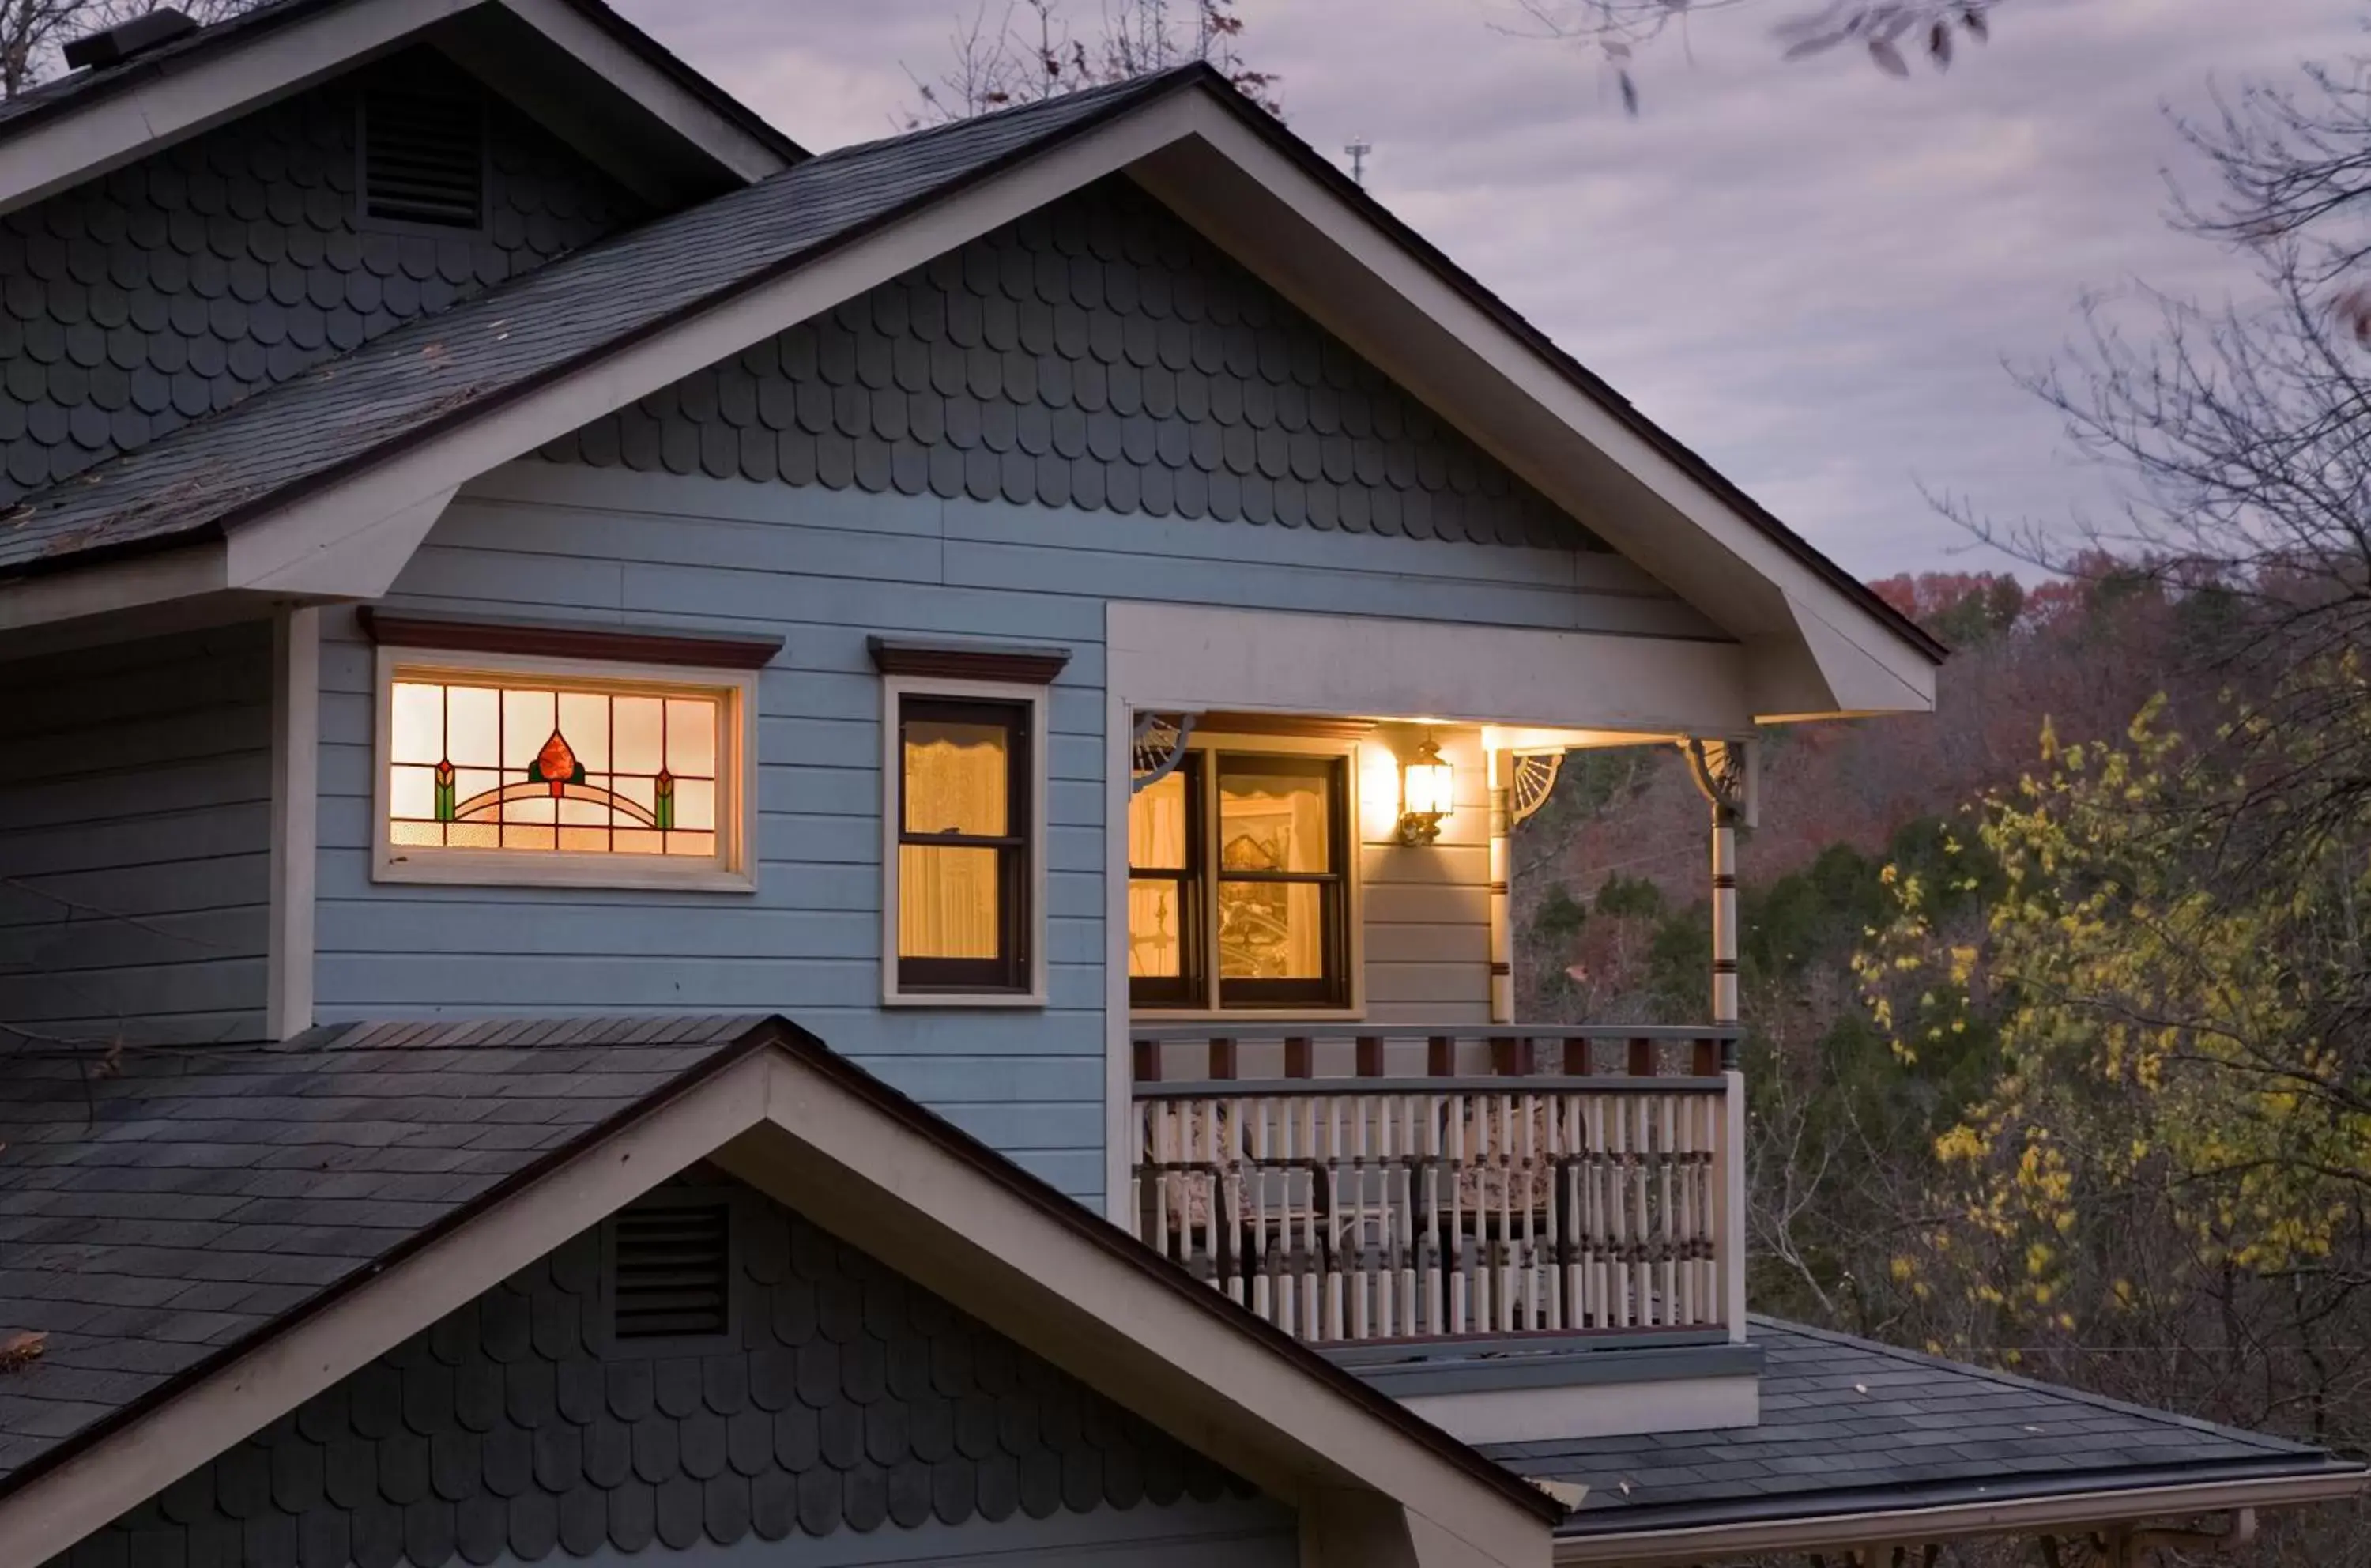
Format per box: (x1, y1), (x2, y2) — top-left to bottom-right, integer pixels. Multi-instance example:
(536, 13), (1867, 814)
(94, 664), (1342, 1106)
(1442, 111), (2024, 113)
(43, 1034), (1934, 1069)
(895, 695), (1033, 996)
(1129, 751), (1351, 1010)
(375, 652), (754, 889)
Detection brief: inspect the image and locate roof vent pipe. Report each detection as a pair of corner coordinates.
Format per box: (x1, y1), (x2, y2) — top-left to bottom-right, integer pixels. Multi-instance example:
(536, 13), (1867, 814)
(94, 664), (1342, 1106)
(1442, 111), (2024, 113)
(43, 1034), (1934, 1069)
(62, 8), (197, 70)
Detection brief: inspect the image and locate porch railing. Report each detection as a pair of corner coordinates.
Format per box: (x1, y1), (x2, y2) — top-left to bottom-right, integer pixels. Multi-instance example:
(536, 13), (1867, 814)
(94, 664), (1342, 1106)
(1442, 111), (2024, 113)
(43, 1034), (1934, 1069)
(1128, 1024), (1746, 1346)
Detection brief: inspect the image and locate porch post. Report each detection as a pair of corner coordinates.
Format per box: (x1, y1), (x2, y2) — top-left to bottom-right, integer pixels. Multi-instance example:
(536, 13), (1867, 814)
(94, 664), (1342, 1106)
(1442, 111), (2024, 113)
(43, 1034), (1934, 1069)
(1681, 741), (1744, 1042)
(1487, 748), (1513, 1025)
(1683, 740), (1751, 1340)
(1709, 800), (1738, 1030)
(266, 606), (319, 1042)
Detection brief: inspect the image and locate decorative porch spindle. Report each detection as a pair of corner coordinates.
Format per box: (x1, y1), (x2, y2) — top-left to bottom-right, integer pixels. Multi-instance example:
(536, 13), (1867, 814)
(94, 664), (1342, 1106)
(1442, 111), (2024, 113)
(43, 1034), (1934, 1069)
(1487, 748), (1513, 1025)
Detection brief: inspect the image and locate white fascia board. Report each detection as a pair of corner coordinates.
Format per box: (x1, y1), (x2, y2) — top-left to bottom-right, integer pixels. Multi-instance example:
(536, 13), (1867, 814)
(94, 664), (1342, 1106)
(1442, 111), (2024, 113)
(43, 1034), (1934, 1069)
(224, 484), (459, 595)
(0, 0), (479, 218)
(1107, 601), (1756, 738)
(0, 541), (227, 633)
(1126, 104), (1937, 715)
(0, 1035), (1553, 1568)
(499, 0), (787, 185)
(0, 477), (457, 642)
(1548, 1469), (2368, 1566)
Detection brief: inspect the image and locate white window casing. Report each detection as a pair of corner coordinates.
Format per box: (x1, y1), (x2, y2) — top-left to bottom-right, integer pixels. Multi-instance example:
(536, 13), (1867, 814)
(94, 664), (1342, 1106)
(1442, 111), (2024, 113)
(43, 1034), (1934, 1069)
(370, 644), (759, 892)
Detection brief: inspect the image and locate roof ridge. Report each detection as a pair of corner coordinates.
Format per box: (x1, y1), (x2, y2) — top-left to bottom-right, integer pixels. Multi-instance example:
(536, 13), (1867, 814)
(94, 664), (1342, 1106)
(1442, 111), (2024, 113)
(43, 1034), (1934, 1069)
(807, 62), (1209, 166)
(1749, 1314), (2320, 1458)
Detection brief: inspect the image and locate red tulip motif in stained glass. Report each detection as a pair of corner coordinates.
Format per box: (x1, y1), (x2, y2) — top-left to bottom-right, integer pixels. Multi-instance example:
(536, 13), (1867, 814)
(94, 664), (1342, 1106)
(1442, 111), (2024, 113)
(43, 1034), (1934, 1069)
(533, 729), (585, 796)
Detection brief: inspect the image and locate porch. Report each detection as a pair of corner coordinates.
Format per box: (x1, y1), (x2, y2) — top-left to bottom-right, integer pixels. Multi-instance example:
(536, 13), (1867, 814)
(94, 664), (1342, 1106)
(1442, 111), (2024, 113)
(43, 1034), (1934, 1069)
(1108, 609), (1758, 1357)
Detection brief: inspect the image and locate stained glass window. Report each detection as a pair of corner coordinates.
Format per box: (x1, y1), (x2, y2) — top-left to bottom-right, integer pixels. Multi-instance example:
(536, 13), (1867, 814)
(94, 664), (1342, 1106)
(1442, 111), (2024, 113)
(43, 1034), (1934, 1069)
(387, 673), (725, 860)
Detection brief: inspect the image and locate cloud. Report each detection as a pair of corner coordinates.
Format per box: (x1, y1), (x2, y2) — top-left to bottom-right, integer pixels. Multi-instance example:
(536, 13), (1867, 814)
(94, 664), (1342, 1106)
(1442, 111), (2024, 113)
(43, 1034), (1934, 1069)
(612, 0), (2367, 575)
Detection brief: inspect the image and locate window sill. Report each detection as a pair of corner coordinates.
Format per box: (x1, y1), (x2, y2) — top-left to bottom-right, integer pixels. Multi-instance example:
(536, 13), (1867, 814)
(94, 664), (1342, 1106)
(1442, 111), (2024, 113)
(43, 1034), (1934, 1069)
(1129, 1007), (1366, 1024)
(882, 989), (1049, 1009)
(373, 854), (756, 894)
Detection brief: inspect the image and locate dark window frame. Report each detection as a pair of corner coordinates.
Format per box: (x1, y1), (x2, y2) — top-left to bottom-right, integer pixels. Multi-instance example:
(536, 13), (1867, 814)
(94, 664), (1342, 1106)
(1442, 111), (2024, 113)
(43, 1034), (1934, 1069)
(895, 695), (1033, 996)
(1214, 752), (1351, 1010)
(1126, 752), (1204, 1010)
(1129, 748), (1352, 1012)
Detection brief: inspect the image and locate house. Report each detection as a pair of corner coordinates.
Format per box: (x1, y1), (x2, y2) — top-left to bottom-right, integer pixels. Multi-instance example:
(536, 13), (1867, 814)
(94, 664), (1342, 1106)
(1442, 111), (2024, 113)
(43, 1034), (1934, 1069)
(0, 3), (2356, 1564)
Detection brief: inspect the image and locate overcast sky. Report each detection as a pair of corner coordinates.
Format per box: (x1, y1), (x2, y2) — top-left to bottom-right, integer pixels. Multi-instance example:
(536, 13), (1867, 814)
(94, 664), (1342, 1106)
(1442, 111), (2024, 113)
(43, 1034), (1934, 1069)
(612, 0), (2365, 577)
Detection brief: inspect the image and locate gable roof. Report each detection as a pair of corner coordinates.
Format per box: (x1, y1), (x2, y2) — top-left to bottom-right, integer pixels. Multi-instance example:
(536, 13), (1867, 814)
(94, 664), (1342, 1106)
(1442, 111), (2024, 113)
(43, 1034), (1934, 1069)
(0, 70), (1178, 582)
(0, 58), (1941, 686)
(0, 1014), (1561, 1566)
(0, 0), (800, 222)
(0, 0), (797, 161)
(1489, 1317), (2364, 1560)
(0, 1014), (765, 1488)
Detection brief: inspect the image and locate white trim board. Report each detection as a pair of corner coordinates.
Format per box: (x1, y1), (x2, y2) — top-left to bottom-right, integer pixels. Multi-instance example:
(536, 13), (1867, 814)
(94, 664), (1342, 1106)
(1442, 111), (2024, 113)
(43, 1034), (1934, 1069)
(0, 1033), (1555, 1568)
(265, 605), (320, 1040)
(1400, 1373), (1757, 1448)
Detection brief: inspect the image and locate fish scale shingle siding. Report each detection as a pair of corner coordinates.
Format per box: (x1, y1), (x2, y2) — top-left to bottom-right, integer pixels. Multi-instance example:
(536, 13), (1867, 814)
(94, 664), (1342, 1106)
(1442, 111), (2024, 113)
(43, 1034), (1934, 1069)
(538, 175), (1603, 551)
(51, 1171), (1268, 1568)
(0, 46), (643, 509)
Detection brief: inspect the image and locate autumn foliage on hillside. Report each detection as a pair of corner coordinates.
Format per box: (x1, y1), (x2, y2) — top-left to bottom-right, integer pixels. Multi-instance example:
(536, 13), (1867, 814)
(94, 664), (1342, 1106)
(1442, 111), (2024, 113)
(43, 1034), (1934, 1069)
(1512, 567), (2371, 1563)
(1512, 564), (2207, 1024)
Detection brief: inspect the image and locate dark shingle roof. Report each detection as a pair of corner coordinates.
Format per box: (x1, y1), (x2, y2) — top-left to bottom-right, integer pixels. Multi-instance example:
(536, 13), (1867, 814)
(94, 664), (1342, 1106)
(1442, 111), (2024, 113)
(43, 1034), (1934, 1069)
(0, 1012), (1560, 1531)
(0, 1015), (767, 1488)
(0, 67), (1197, 578)
(1487, 1317), (2362, 1536)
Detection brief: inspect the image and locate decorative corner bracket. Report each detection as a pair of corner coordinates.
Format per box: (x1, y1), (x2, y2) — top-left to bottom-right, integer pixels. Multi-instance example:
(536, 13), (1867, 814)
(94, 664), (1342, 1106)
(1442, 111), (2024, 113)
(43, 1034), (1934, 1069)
(1130, 712), (1199, 793)
(1681, 738), (1755, 828)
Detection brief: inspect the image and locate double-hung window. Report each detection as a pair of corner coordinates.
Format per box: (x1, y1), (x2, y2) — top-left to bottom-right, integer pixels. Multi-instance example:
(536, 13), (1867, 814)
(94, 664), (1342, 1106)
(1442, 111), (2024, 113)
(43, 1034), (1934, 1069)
(894, 696), (1033, 996)
(874, 639), (1065, 1007)
(1129, 749), (1351, 1011)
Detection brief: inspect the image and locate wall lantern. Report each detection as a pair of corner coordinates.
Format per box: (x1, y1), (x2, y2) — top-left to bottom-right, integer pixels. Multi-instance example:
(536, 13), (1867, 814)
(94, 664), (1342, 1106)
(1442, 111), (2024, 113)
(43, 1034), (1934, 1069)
(1397, 736), (1456, 846)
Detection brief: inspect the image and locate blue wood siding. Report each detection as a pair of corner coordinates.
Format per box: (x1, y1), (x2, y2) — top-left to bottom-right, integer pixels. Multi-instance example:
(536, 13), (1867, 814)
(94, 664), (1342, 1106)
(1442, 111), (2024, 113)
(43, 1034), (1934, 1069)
(0, 623), (272, 1046)
(313, 463), (1713, 1202)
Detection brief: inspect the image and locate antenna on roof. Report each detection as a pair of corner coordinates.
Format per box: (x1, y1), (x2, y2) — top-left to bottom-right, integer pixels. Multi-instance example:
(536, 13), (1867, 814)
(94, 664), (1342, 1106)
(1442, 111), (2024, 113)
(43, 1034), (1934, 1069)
(1344, 137), (1372, 187)
(62, 7), (195, 71)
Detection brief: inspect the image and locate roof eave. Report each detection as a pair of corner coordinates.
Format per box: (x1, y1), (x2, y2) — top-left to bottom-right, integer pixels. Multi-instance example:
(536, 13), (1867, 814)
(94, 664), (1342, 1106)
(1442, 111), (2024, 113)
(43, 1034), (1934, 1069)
(1551, 1462), (2369, 1565)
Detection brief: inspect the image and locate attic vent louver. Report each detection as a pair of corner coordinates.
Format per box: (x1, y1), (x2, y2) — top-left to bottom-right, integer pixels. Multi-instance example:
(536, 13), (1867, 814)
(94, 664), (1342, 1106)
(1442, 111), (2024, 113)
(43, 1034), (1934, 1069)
(62, 8), (194, 70)
(360, 84), (485, 230)
(612, 1202), (732, 1340)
